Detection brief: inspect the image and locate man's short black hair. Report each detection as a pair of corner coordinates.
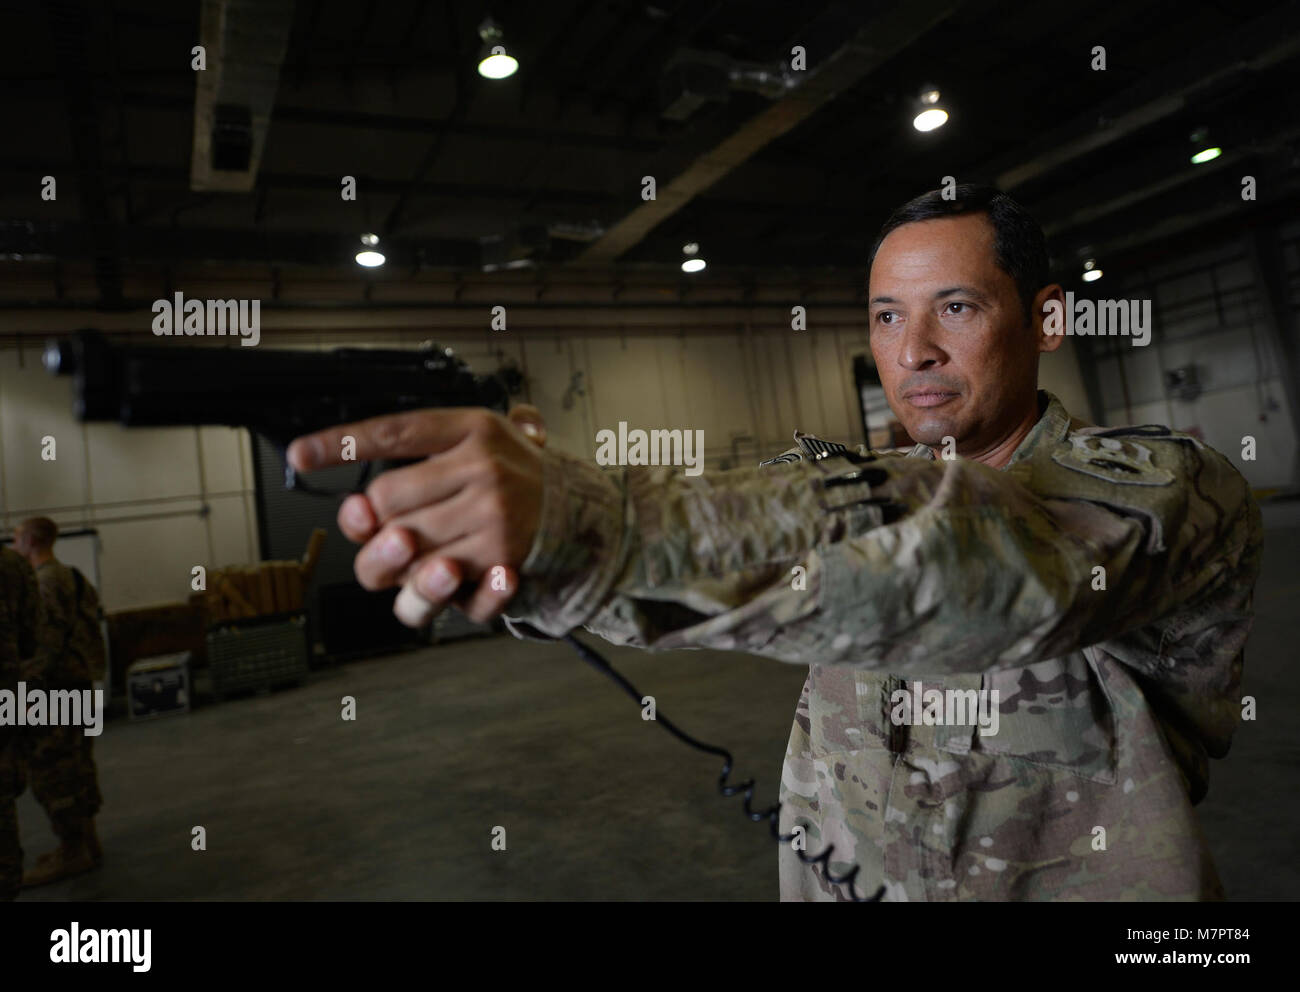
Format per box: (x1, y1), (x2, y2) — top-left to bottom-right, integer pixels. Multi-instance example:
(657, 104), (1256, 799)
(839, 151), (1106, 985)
(867, 184), (1051, 324)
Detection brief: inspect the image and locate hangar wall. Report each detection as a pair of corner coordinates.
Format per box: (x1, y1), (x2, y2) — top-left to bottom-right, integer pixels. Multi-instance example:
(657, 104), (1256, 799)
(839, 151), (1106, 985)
(1092, 222), (1300, 488)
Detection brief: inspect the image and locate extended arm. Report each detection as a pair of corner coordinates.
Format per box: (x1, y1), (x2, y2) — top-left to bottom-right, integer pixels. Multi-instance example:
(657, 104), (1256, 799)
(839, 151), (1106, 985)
(504, 436), (1260, 679)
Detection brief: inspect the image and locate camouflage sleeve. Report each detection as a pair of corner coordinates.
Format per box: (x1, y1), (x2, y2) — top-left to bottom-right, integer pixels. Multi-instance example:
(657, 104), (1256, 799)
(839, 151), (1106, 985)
(17, 559), (43, 664)
(30, 567), (74, 682)
(36, 567), (73, 631)
(503, 435), (1259, 678)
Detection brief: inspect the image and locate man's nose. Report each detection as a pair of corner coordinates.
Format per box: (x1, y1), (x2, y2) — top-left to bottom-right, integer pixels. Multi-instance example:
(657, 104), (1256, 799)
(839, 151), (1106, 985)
(898, 314), (946, 370)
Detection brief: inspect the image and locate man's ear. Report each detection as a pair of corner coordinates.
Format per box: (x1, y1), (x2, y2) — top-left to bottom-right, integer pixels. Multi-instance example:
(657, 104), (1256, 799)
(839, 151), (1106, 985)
(1033, 283), (1066, 354)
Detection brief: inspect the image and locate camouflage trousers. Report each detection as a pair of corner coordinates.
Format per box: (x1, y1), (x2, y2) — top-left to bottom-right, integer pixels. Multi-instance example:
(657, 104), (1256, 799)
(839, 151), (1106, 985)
(776, 654), (1223, 901)
(16, 679), (103, 843)
(0, 725), (20, 901)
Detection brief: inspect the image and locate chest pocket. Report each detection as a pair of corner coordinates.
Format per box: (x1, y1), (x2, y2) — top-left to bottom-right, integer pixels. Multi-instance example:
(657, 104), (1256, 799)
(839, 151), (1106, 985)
(1006, 431), (1198, 555)
(963, 651), (1119, 784)
(804, 654), (1119, 787)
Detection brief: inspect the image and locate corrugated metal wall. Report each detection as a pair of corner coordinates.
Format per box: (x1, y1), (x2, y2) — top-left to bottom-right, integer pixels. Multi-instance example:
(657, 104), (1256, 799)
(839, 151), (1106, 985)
(1091, 224), (1299, 487)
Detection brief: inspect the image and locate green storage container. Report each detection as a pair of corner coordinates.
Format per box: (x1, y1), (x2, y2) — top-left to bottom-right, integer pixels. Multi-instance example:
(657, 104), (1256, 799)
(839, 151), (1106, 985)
(207, 614), (308, 699)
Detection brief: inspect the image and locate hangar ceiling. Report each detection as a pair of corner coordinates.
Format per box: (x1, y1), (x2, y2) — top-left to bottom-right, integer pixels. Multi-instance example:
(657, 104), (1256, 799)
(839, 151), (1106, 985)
(1, 0), (1297, 308)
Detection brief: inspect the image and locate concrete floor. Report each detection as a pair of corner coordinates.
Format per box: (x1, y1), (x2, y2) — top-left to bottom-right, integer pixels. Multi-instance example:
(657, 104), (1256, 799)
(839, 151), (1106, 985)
(1194, 516), (1300, 900)
(16, 519), (1300, 901)
(17, 631), (807, 900)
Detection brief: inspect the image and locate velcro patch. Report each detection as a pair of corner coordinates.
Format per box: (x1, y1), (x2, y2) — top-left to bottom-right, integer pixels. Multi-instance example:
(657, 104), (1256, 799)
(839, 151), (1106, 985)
(1008, 431), (1197, 554)
(1050, 434), (1175, 487)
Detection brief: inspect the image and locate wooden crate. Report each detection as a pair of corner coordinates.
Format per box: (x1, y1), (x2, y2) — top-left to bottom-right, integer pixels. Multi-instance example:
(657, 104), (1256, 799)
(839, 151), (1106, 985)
(107, 602), (207, 688)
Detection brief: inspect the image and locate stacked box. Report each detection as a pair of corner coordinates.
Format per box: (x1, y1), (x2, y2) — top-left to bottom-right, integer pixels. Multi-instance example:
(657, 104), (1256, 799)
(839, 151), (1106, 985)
(108, 603), (206, 690)
(207, 615), (308, 698)
(257, 567), (274, 614)
(126, 652), (192, 720)
(271, 564), (290, 613)
(189, 528), (326, 623)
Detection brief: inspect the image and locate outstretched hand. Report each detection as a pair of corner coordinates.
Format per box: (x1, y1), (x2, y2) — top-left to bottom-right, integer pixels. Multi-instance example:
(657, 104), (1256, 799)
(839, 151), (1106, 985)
(286, 404), (549, 627)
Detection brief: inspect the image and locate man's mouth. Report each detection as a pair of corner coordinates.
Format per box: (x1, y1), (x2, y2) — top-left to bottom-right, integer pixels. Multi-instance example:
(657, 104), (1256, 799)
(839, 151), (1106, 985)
(902, 389), (959, 409)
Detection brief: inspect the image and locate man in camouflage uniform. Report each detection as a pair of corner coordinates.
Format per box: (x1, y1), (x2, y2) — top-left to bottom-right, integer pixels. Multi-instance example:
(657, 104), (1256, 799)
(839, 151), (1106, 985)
(286, 184), (1262, 901)
(13, 516), (104, 886)
(0, 545), (42, 901)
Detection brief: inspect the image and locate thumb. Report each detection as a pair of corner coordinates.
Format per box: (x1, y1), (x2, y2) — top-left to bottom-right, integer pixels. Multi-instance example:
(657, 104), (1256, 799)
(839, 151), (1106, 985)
(507, 404), (547, 448)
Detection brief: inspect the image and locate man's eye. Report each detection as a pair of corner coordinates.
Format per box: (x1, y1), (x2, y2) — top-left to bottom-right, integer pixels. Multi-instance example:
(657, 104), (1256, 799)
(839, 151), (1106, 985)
(945, 302), (970, 315)
(876, 311), (897, 324)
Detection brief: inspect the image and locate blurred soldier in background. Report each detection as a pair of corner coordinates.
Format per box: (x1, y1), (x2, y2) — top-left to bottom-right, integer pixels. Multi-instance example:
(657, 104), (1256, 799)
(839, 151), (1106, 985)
(13, 516), (106, 886)
(0, 544), (42, 900)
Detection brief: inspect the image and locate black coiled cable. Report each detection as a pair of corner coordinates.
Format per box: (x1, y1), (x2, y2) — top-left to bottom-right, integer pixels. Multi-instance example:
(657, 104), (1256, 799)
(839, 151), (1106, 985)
(562, 632), (885, 902)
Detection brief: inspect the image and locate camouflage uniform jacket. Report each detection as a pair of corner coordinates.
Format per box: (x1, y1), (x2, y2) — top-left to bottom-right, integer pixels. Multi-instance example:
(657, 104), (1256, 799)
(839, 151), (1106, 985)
(0, 547), (42, 690)
(504, 392), (1262, 901)
(30, 558), (96, 685)
(1, 547), (43, 899)
(1, 547), (42, 828)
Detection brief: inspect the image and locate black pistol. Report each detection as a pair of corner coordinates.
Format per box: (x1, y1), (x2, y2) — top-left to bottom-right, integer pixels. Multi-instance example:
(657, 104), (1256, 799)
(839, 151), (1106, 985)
(44, 329), (511, 494)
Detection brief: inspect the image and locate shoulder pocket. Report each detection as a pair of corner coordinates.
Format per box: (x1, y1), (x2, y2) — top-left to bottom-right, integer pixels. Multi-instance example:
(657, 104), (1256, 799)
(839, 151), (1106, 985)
(1007, 433), (1199, 554)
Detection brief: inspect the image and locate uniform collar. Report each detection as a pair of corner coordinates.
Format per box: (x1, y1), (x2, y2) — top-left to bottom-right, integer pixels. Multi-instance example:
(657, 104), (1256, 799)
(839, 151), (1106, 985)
(905, 390), (1073, 468)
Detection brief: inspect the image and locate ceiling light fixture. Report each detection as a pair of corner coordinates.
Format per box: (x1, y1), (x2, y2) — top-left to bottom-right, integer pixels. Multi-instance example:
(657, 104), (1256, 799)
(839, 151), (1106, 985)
(1189, 126), (1222, 165)
(681, 242), (706, 273)
(1082, 257), (1102, 282)
(912, 84), (948, 132)
(356, 232), (385, 268)
(477, 18), (518, 79)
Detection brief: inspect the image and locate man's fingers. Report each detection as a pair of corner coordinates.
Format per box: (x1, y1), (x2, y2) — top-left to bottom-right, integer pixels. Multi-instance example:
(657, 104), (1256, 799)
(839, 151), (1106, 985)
(353, 488), (484, 589)
(362, 444), (476, 524)
(338, 493), (378, 543)
(341, 433), (520, 538)
(393, 556), (463, 627)
(392, 558), (518, 628)
(459, 564), (518, 623)
(393, 584), (438, 628)
(353, 525), (419, 591)
(287, 407), (494, 472)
